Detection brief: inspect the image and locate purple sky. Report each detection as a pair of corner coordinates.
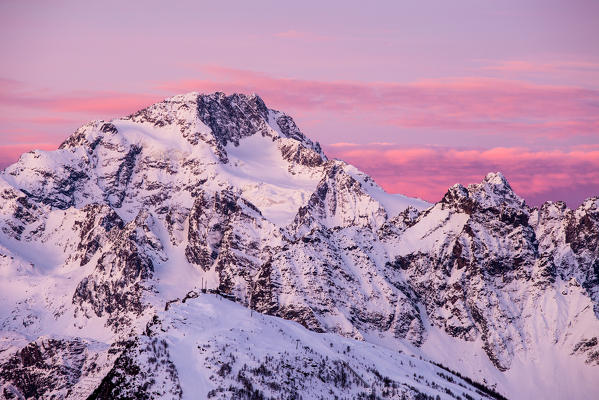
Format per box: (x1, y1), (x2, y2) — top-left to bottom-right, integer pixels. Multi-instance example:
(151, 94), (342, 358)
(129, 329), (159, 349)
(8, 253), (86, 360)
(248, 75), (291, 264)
(1, 0), (598, 207)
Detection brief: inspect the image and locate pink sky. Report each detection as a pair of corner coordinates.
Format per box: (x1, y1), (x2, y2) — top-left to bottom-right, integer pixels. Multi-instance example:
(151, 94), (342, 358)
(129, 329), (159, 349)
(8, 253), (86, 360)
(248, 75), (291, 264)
(1, 1), (598, 207)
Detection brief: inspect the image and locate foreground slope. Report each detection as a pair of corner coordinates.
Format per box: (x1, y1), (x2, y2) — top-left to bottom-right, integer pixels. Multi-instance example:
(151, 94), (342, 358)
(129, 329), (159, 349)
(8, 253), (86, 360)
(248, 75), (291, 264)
(0, 92), (597, 399)
(0, 292), (499, 400)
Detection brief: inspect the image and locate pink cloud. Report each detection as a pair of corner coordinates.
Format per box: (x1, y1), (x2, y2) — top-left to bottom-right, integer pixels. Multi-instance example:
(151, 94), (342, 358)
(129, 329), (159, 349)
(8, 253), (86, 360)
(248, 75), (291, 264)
(325, 143), (599, 208)
(159, 66), (599, 137)
(0, 81), (163, 116)
(28, 116), (78, 125)
(482, 60), (549, 73)
(329, 142), (361, 148)
(480, 59), (599, 73)
(47, 93), (164, 114)
(7, 67), (593, 140)
(0, 143), (58, 169)
(273, 30), (331, 41)
(329, 142), (395, 148)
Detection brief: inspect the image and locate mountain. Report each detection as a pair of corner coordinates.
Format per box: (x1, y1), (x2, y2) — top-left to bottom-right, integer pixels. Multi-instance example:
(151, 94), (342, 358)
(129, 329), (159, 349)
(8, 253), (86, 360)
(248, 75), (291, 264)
(0, 92), (597, 400)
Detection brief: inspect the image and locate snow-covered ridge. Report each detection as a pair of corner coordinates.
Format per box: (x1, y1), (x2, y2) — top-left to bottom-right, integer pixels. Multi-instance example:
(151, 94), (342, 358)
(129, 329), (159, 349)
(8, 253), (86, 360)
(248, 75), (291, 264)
(1, 92), (597, 399)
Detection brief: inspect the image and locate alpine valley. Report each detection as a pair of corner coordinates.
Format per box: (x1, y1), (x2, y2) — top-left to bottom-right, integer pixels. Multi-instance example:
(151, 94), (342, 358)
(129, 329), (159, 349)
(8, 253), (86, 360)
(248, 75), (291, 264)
(0, 92), (597, 400)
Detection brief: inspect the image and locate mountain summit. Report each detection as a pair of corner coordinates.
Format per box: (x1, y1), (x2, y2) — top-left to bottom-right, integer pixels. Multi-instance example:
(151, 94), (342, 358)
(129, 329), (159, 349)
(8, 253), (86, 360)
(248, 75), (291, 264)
(0, 92), (597, 399)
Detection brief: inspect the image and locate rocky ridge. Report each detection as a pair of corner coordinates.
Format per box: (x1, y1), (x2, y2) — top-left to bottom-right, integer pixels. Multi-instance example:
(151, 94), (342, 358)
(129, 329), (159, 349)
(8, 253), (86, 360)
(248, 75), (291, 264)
(0, 92), (597, 399)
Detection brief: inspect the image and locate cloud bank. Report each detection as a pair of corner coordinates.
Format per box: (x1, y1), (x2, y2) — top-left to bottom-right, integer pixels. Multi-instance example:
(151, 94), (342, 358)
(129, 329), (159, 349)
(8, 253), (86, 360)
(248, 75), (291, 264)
(1, 66), (597, 207)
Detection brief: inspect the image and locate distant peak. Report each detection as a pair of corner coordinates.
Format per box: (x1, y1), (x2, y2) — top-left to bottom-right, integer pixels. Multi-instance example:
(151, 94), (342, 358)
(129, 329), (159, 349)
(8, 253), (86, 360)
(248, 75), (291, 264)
(469, 171), (525, 209)
(440, 172), (525, 212)
(483, 172), (510, 189)
(579, 196), (599, 212)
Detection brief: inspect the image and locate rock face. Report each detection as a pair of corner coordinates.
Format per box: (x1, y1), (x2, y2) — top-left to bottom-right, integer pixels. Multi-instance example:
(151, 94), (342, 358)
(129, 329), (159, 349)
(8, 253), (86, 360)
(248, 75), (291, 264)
(0, 337), (89, 399)
(0, 92), (597, 399)
(391, 175), (538, 369)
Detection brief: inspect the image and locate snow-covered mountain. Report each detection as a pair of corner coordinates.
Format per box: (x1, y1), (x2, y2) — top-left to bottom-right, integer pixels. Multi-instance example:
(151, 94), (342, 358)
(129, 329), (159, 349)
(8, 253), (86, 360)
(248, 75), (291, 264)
(0, 92), (597, 399)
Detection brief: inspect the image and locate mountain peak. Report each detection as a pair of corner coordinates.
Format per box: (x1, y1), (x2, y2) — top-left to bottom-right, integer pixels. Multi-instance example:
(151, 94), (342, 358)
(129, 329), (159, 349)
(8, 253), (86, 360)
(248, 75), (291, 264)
(440, 172), (525, 212)
(55, 91), (325, 167)
(126, 91), (323, 156)
(468, 171), (525, 209)
(483, 171), (509, 187)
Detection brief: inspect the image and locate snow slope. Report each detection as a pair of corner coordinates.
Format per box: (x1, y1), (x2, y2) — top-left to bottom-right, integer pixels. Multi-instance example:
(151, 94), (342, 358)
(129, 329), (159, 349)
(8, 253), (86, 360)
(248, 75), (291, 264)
(163, 293), (496, 400)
